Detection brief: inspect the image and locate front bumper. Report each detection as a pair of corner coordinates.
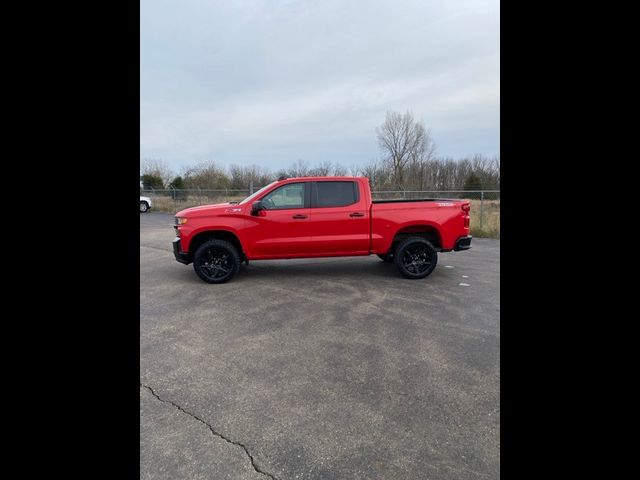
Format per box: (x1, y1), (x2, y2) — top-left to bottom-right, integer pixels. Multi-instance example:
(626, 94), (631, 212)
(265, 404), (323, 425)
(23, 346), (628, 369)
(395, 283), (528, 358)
(173, 237), (192, 264)
(454, 235), (472, 251)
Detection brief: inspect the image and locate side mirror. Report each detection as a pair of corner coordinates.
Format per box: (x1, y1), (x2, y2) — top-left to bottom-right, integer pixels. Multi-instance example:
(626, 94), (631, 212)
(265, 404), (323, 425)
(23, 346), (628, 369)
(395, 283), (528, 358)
(251, 201), (265, 215)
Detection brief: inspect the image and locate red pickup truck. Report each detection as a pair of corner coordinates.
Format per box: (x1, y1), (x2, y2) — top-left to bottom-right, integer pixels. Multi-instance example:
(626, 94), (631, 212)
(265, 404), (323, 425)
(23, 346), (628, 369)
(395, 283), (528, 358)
(172, 176), (472, 283)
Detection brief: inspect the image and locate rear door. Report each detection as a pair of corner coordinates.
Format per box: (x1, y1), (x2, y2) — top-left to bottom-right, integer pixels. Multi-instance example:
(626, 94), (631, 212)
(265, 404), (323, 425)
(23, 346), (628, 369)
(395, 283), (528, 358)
(245, 181), (312, 257)
(308, 180), (370, 254)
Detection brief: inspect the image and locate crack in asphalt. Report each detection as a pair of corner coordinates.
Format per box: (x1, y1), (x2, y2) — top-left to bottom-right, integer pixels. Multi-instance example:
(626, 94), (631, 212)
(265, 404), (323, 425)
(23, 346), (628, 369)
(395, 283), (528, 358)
(141, 383), (279, 480)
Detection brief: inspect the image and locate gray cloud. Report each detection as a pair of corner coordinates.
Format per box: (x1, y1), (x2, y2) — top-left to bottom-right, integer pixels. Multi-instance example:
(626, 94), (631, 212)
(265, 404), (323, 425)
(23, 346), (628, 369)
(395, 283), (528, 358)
(141, 0), (499, 171)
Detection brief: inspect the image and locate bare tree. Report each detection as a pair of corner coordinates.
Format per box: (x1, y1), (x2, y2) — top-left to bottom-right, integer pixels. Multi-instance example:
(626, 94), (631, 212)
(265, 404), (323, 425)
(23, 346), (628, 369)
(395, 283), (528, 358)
(140, 158), (174, 187)
(360, 160), (390, 191)
(407, 127), (436, 190)
(348, 164), (363, 176)
(181, 161), (230, 189)
(308, 160), (332, 176)
(228, 164), (274, 189)
(376, 111), (434, 189)
(284, 159), (310, 178)
(332, 163), (348, 176)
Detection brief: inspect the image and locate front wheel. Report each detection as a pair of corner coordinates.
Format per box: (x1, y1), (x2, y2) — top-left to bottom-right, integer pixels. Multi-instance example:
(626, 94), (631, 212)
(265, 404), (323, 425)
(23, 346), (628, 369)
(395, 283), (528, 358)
(139, 201), (149, 213)
(394, 237), (438, 279)
(193, 239), (240, 284)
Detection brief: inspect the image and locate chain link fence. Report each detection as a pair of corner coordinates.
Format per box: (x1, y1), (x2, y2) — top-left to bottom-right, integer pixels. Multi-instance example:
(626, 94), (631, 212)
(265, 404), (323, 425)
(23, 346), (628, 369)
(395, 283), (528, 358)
(141, 187), (500, 238)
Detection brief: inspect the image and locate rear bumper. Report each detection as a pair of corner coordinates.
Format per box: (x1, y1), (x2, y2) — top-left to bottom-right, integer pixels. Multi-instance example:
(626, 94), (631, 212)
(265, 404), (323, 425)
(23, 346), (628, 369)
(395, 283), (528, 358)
(454, 235), (472, 251)
(173, 237), (192, 264)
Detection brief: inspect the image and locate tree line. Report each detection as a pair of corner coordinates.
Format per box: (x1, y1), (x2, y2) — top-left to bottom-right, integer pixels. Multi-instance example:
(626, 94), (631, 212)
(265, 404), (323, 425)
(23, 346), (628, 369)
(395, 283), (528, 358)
(141, 110), (499, 194)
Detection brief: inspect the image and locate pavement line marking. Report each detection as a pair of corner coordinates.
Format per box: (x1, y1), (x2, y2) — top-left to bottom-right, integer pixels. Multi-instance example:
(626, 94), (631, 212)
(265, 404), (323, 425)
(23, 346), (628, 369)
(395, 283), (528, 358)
(459, 283), (470, 287)
(444, 265), (454, 268)
(462, 275), (469, 278)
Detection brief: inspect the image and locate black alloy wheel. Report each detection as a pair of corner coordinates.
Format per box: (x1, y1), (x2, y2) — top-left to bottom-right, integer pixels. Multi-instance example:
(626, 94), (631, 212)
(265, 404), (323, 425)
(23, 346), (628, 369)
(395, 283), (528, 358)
(394, 237), (438, 279)
(193, 239), (240, 284)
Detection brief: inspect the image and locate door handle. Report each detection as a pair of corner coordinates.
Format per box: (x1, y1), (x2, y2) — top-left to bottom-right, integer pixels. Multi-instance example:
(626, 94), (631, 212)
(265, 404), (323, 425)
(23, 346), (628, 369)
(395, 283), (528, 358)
(292, 214), (308, 219)
(349, 212), (365, 217)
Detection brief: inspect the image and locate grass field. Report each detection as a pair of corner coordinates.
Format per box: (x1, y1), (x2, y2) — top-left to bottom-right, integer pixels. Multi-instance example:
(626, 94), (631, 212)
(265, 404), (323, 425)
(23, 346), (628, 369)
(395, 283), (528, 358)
(469, 199), (500, 238)
(146, 196), (500, 239)
(148, 195), (244, 213)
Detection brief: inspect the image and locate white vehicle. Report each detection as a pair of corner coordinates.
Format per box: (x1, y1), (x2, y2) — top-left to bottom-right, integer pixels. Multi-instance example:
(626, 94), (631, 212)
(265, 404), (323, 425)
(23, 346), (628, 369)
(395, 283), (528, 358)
(140, 196), (153, 213)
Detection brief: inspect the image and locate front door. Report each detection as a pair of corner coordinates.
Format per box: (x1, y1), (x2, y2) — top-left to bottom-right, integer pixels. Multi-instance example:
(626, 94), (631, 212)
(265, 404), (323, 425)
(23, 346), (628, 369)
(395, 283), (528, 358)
(245, 181), (311, 257)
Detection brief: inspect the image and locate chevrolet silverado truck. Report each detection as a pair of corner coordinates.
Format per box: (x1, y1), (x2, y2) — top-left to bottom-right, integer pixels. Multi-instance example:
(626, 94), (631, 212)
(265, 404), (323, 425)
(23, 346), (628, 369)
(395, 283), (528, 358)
(172, 176), (471, 283)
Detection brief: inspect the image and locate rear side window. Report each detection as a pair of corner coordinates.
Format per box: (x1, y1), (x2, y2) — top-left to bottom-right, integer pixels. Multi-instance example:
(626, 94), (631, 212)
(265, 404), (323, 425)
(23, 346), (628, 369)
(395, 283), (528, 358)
(314, 181), (359, 208)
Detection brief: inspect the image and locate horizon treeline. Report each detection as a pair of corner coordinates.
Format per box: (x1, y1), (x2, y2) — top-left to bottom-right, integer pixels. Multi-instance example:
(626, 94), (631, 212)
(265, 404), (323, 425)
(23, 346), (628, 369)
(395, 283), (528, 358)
(141, 110), (499, 192)
(140, 154), (499, 192)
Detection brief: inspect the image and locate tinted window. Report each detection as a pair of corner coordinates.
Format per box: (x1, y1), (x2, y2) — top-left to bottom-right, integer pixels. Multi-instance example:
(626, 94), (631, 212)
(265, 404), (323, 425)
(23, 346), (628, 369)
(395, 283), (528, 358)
(262, 183), (305, 209)
(315, 181), (358, 208)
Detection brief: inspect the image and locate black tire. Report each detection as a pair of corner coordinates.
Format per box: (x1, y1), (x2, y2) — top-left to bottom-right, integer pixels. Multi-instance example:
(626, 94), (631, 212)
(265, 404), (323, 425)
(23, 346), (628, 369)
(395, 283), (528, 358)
(193, 239), (240, 284)
(377, 253), (393, 262)
(140, 201), (149, 213)
(394, 236), (438, 279)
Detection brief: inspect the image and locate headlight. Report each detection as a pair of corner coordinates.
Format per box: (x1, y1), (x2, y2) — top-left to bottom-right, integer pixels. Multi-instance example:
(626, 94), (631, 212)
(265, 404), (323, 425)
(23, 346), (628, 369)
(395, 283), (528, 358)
(175, 217), (188, 225)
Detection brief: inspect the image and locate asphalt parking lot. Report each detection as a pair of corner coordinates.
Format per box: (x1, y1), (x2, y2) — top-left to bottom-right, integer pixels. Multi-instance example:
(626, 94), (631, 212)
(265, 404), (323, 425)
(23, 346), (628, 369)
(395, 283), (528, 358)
(140, 212), (500, 480)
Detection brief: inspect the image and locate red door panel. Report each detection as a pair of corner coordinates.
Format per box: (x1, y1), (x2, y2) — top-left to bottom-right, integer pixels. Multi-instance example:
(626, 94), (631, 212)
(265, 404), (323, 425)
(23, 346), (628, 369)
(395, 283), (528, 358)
(245, 209), (311, 256)
(243, 182), (311, 257)
(309, 181), (370, 254)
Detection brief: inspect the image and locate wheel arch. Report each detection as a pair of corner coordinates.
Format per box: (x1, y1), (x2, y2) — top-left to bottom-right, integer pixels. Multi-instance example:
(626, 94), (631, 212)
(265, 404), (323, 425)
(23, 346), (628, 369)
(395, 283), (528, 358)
(387, 223), (443, 255)
(188, 229), (245, 259)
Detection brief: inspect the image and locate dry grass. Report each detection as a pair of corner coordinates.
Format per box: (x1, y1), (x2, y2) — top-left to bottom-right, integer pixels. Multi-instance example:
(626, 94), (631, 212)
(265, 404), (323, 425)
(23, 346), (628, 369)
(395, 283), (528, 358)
(147, 196), (500, 239)
(469, 199), (500, 238)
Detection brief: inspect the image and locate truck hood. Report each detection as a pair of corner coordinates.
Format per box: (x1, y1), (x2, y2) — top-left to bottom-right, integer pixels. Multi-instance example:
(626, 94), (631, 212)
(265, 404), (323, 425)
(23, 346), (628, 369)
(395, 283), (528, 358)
(175, 202), (241, 217)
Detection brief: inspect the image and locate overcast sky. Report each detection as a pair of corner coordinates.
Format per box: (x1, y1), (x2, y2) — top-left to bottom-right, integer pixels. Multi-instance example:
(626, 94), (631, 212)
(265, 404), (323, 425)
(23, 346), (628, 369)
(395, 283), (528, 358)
(140, 0), (499, 172)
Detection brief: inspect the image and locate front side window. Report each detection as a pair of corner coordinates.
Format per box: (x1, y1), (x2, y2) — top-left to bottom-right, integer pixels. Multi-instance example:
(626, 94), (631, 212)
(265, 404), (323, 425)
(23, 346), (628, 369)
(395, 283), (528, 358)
(261, 183), (306, 210)
(314, 181), (358, 208)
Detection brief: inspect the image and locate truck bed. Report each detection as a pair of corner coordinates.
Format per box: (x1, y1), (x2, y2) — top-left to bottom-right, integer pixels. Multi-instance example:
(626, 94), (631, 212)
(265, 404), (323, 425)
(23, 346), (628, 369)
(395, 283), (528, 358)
(370, 197), (469, 254)
(372, 198), (458, 204)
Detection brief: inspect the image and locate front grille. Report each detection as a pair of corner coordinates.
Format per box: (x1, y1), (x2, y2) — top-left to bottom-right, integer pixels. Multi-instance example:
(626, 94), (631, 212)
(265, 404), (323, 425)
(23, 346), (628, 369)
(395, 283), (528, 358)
(174, 217), (179, 225)
(174, 226), (180, 237)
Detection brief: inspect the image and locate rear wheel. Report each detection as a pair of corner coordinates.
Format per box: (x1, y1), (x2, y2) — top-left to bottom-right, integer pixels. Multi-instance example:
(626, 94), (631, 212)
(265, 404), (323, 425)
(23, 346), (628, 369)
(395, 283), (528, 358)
(193, 239), (240, 284)
(394, 237), (438, 279)
(139, 201), (149, 213)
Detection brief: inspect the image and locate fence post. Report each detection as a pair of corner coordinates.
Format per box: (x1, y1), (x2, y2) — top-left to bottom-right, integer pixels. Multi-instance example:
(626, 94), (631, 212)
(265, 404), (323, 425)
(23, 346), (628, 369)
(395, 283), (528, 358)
(249, 181), (254, 195)
(198, 187), (201, 205)
(480, 191), (484, 232)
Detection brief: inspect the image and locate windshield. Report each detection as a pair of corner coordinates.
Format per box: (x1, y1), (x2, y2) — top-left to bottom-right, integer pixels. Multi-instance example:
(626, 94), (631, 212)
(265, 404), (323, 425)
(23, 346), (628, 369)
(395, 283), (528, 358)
(238, 181), (278, 205)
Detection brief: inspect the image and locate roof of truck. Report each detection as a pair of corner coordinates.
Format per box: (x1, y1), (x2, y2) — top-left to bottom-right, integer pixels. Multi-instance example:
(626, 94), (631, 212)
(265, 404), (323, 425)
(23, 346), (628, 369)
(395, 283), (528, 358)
(279, 176), (367, 181)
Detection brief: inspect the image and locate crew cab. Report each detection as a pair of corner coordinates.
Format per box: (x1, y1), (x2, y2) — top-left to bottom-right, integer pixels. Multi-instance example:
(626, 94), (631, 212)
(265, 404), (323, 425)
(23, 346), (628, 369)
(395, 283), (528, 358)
(172, 176), (471, 283)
